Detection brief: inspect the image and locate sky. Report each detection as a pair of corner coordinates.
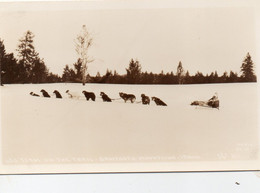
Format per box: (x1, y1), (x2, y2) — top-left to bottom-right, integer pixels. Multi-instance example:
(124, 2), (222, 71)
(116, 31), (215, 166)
(0, 1), (257, 76)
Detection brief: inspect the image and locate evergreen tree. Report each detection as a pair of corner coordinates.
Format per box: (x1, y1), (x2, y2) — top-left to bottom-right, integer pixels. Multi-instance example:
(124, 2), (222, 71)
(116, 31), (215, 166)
(96, 71), (101, 78)
(104, 69), (112, 83)
(158, 70), (166, 84)
(92, 71), (101, 83)
(2, 54), (19, 84)
(208, 72), (215, 83)
(240, 52), (256, 82)
(177, 61), (185, 84)
(1, 39), (20, 84)
(193, 71), (204, 84)
(213, 71), (219, 83)
(228, 70), (238, 83)
(184, 70), (191, 84)
(221, 71), (228, 83)
(32, 58), (48, 83)
(126, 58), (142, 84)
(46, 73), (61, 83)
(17, 31), (38, 80)
(62, 65), (75, 82)
(16, 60), (27, 82)
(17, 31), (48, 83)
(73, 59), (83, 81)
(140, 71), (149, 84)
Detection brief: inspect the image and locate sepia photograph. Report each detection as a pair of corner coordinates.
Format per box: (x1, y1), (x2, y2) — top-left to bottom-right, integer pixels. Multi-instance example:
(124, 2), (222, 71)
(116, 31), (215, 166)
(0, 0), (259, 174)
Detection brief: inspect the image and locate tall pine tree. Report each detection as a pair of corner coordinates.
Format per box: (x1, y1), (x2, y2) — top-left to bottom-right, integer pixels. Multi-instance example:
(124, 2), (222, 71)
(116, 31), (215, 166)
(126, 58), (142, 84)
(17, 30), (48, 83)
(240, 52), (256, 82)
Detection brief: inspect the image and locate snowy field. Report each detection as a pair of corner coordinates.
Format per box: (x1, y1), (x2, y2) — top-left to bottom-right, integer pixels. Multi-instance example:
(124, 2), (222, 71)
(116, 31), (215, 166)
(0, 83), (259, 167)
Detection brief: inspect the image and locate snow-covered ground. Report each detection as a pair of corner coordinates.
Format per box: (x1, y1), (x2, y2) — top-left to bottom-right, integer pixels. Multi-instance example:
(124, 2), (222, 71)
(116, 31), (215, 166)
(0, 83), (259, 167)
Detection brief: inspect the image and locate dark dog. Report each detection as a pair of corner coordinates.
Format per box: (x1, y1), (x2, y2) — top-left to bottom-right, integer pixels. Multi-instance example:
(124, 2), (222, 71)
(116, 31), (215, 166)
(141, 94), (150, 105)
(151, 97), (167, 106)
(30, 92), (40, 97)
(100, 92), (112, 102)
(53, 90), (62, 98)
(82, 90), (96, 101)
(40, 89), (50, 98)
(119, 92), (136, 103)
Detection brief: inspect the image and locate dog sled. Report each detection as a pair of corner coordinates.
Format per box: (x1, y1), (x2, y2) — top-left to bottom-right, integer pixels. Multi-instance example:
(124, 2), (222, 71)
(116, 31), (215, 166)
(191, 92), (219, 110)
(190, 100), (219, 109)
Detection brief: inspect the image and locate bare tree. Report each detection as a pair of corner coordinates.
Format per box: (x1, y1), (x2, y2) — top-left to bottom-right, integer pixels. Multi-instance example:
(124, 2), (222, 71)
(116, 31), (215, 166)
(75, 25), (94, 85)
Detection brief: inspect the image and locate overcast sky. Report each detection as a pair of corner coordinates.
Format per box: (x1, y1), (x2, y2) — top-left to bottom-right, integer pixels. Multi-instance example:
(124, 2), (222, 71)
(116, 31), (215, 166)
(0, 2), (256, 76)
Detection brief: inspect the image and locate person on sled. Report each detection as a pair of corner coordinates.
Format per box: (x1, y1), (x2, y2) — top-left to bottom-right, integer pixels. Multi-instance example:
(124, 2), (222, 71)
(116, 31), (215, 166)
(207, 92), (219, 109)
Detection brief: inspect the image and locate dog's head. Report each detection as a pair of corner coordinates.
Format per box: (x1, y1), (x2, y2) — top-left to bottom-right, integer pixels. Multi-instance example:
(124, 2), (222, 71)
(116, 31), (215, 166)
(40, 89), (46, 93)
(100, 92), (105, 96)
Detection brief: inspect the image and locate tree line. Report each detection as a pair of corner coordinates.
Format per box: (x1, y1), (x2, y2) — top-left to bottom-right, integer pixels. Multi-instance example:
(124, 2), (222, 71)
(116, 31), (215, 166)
(61, 57), (256, 84)
(0, 29), (257, 85)
(0, 31), (60, 84)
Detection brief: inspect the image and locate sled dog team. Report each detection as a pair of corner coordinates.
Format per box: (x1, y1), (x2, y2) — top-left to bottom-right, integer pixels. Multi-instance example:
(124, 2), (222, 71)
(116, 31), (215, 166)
(30, 89), (219, 109)
(30, 89), (167, 106)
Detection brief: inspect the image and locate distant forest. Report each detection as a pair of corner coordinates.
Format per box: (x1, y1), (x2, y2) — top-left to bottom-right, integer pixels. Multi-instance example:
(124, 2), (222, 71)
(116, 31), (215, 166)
(0, 30), (257, 85)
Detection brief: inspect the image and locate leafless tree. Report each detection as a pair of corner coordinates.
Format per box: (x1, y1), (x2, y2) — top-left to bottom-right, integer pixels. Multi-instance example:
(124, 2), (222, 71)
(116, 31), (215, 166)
(75, 25), (94, 85)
